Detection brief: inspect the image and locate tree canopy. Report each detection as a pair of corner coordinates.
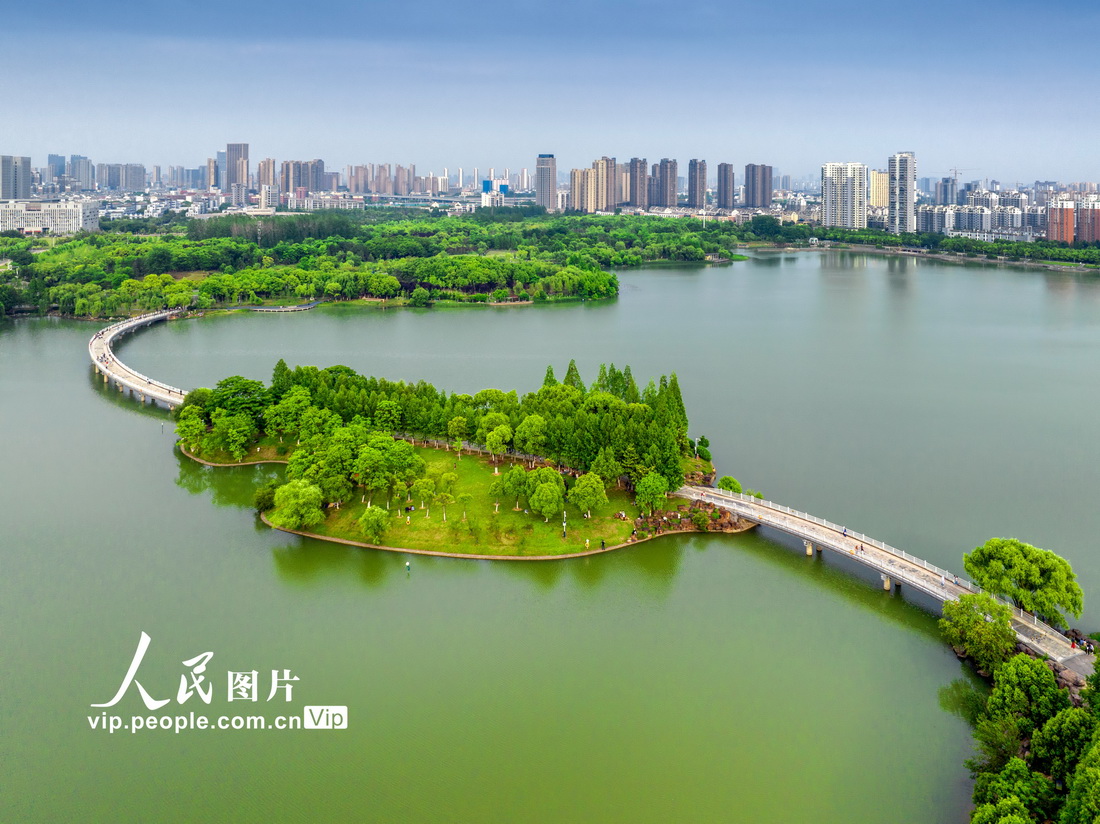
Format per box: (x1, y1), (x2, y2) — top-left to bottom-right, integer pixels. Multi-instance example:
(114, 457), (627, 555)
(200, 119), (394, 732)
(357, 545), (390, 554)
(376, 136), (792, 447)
(963, 537), (1084, 629)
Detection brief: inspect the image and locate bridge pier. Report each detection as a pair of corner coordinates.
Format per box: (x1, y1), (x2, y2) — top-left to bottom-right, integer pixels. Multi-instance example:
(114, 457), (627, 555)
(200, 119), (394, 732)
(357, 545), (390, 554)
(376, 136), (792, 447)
(882, 574), (892, 591)
(804, 540), (813, 556)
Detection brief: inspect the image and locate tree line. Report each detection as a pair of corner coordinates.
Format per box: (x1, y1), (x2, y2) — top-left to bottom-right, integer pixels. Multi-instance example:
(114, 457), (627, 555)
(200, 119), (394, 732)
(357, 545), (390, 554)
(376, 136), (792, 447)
(176, 359), (694, 532)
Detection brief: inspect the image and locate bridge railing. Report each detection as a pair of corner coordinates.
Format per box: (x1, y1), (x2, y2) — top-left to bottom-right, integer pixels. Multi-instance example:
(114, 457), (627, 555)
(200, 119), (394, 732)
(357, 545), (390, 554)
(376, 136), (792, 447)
(684, 487), (1072, 652)
(90, 309), (188, 399)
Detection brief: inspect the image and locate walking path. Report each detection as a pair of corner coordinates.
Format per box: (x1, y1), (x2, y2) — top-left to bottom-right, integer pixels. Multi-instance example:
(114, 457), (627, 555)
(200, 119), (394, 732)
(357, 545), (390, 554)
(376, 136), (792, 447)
(87, 309), (187, 408)
(676, 486), (1095, 675)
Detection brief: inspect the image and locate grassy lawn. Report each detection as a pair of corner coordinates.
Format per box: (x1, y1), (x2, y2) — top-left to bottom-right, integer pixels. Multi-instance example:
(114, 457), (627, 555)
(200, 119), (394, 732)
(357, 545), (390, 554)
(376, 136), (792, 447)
(310, 447), (640, 557)
(187, 434), (289, 464)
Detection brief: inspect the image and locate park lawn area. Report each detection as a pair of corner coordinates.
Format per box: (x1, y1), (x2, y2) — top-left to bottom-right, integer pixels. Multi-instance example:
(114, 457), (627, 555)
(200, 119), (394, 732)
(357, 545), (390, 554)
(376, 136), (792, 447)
(309, 446), (641, 557)
(188, 434), (289, 464)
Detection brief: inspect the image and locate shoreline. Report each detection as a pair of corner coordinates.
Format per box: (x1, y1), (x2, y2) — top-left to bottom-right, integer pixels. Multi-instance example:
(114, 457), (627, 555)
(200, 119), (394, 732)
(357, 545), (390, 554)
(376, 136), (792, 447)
(259, 509), (755, 561)
(180, 441), (753, 559)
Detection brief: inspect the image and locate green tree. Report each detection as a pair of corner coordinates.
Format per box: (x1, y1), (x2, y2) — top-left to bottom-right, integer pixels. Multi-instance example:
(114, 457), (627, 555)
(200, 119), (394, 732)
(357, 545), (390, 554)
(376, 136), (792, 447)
(985, 654), (1070, 738)
(963, 537), (1084, 629)
(409, 286), (431, 307)
(969, 795), (1031, 824)
(563, 358), (584, 390)
(568, 472), (608, 518)
(590, 446), (623, 488)
(206, 408), (257, 461)
(209, 375), (269, 426)
(1061, 739), (1100, 824)
(485, 424), (512, 468)
(966, 717), (1023, 777)
(542, 364), (557, 387)
(716, 476), (742, 494)
(939, 593), (1017, 673)
(635, 471), (669, 516)
(175, 405), (207, 452)
(252, 480), (279, 513)
(411, 478), (435, 514)
(357, 506), (390, 543)
(513, 414), (547, 466)
(971, 758), (1056, 823)
(1029, 707), (1096, 784)
(529, 482), (564, 523)
(501, 465), (528, 510)
(269, 480), (325, 530)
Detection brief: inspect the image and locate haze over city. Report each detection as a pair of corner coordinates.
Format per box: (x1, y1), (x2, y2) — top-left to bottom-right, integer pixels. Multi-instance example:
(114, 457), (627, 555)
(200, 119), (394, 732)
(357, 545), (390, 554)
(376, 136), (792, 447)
(4, 0), (1098, 182)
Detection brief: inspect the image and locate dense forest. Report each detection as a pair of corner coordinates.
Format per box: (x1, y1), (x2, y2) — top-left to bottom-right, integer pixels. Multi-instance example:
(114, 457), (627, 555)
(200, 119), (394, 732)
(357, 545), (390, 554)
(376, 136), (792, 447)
(177, 358), (694, 529)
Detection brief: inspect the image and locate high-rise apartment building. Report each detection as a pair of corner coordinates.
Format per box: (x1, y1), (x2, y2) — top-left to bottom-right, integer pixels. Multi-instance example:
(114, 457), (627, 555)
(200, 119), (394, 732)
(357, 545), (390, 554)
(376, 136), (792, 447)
(821, 162), (868, 229)
(535, 154), (556, 211)
(868, 170), (889, 208)
(0, 156), (32, 199)
(225, 143), (249, 189)
(935, 177), (957, 206)
(206, 157), (218, 191)
(569, 167), (597, 213)
(1047, 201), (1075, 243)
(1077, 201), (1100, 244)
(256, 158), (276, 188)
(687, 159), (707, 209)
(653, 158), (677, 207)
(592, 156), (617, 211)
(716, 163), (735, 210)
(627, 158), (648, 209)
(888, 152), (916, 234)
(743, 164), (773, 208)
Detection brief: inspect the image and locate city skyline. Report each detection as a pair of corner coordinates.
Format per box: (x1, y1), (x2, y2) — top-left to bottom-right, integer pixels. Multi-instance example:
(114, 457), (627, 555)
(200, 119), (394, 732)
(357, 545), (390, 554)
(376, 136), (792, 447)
(2, 0), (1098, 181)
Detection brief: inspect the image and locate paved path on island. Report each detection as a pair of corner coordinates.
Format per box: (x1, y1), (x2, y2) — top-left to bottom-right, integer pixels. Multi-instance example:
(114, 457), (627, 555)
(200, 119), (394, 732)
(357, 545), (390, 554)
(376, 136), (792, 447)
(87, 309), (188, 408)
(676, 486), (1095, 675)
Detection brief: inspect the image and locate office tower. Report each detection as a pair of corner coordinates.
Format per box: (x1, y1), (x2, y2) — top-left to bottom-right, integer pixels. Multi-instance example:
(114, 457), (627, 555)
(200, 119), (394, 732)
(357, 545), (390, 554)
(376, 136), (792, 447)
(256, 158), (276, 188)
(592, 156), (617, 211)
(225, 143), (248, 189)
(0, 156), (32, 199)
(716, 163), (735, 209)
(535, 154), (557, 210)
(654, 158), (677, 207)
(821, 162), (868, 229)
(627, 158), (648, 209)
(743, 164), (773, 208)
(868, 170), (889, 208)
(1077, 202), (1100, 243)
(1047, 201), (1075, 243)
(46, 154), (66, 181)
(687, 159), (707, 208)
(888, 152), (916, 234)
(935, 177), (957, 206)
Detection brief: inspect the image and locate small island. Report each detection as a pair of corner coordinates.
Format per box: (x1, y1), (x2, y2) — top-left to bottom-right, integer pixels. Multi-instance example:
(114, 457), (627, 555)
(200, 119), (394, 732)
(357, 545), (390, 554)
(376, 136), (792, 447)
(176, 359), (757, 557)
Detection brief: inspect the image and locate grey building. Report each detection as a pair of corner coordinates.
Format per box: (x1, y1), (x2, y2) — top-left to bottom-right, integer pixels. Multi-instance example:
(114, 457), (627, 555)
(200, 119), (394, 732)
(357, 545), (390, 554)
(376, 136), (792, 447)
(1, 155), (32, 199)
(535, 154), (557, 211)
(716, 163), (735, 209)
(687, 159), (706, 209)
(743, 163), (772, 208)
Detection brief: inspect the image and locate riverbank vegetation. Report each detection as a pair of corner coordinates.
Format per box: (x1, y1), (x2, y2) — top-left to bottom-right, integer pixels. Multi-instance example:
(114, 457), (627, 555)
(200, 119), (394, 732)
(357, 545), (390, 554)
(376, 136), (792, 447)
(939, 542), (1098, 823)
(177, 358), (711, 555)
(6, 206), (1100, 318)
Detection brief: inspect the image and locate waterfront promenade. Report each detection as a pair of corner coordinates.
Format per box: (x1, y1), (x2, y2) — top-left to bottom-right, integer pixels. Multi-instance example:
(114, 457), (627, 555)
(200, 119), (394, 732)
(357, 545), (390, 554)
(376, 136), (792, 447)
(676, 486), (1094, 675)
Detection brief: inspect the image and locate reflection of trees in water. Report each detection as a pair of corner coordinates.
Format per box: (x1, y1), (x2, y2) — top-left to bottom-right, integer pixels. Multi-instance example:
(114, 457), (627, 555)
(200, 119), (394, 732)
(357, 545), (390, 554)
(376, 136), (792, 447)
(174, 450), (282, 509)
(271, 539), (475, 589)
(938, 676), (989, 727)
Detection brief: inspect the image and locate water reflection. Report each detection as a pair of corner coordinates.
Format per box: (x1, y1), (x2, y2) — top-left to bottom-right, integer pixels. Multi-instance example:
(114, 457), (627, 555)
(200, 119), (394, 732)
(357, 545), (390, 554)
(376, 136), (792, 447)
(938, 675), (989, 727)
(174, 450), (283, 509)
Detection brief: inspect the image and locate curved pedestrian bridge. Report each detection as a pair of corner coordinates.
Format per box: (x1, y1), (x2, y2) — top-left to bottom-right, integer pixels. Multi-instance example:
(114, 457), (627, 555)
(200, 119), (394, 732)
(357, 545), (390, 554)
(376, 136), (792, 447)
(676, 486), (1094, 675)
(83, 311), (1096, 677)
(88, 308), (187, 408)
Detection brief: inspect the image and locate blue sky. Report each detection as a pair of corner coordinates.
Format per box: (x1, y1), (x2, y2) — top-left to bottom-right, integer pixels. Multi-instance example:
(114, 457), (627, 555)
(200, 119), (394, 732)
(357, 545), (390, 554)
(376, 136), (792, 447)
(4, 0), (1097, 182)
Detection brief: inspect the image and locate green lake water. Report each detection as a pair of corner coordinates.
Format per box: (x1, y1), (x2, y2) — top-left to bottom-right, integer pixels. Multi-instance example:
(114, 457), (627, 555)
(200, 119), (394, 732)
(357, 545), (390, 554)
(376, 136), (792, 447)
(4, 250), (1098, 822)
